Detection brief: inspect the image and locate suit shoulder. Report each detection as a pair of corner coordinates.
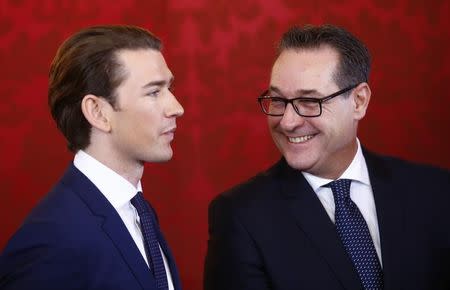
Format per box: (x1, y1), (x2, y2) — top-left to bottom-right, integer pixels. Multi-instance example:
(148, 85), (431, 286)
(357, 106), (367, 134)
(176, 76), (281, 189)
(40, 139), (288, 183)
(370, 152), (449, 181)
(24, 181), (91, 225)
(8, 175), (104, 252)
(210, 159), (284, 210)
(365, 151), (450, 205)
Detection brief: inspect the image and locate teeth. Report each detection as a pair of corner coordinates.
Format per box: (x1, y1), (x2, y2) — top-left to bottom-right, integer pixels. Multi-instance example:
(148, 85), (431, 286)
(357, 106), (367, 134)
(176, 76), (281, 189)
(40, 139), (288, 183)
(288, 135), (314, 143)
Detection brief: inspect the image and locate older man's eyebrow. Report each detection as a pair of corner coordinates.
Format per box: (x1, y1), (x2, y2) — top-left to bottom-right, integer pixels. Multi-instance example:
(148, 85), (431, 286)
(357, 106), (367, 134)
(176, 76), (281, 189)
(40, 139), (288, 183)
(269, 85), (321, 97)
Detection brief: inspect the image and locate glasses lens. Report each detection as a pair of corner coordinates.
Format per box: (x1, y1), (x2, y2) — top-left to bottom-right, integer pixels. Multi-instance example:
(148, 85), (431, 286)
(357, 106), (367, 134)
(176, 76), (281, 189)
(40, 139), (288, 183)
(293, 99), (320, 117)
(261, 98), (285, 115)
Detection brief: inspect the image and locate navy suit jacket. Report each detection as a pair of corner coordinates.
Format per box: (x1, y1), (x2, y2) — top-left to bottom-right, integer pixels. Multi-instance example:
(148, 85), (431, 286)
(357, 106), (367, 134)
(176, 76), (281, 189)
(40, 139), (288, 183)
(204, 150), (450, 290)
(0, 164), (182, 290)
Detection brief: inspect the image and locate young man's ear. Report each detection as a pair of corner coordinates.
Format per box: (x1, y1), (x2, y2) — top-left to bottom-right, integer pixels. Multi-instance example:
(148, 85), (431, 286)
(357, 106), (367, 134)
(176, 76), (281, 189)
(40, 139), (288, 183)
(81, 94), (113, 132)
(352, 82), (371, 121)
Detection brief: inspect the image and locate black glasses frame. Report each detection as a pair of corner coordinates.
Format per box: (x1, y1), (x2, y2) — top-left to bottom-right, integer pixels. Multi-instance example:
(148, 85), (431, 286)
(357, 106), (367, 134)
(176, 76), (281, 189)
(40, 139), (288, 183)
(257, 84), (359, 117)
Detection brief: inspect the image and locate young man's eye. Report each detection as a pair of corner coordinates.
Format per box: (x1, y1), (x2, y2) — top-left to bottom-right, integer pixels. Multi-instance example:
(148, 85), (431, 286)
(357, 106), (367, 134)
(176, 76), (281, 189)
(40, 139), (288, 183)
(147, 90), (160, 97)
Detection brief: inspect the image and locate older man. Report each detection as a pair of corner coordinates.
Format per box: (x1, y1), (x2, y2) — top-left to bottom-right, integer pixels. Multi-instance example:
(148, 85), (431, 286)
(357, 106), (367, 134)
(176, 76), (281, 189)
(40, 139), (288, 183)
(204, 24), (450, 290)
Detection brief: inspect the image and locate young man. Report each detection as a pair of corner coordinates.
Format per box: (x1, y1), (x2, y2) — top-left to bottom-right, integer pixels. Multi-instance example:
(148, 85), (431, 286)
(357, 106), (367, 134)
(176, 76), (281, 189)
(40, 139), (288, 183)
(204, 24), (450, 290)
(0, 25), (184, 290)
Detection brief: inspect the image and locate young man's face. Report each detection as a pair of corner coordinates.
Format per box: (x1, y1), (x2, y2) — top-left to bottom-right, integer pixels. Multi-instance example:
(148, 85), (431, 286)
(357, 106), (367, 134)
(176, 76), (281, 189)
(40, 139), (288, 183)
(268, 46), (362, 179)
(108, 49), (184, 166)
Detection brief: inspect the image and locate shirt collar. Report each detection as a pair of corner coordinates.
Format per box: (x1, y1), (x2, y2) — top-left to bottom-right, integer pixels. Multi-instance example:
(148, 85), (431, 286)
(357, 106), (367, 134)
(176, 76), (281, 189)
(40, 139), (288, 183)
(73, 150), (142, 210)
(302, 139), (371, 191)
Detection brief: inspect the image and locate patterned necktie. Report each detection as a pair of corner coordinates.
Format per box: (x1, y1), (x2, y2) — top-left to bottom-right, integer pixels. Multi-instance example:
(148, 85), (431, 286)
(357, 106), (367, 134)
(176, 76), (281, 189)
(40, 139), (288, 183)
(131, 192), (169, 290)
(329, 179), (383, 290)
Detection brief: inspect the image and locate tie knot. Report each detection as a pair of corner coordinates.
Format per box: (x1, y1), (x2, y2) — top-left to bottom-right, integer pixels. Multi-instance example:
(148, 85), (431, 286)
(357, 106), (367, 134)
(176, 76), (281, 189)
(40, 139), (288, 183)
(328, 179), (352, 199)
(131, 191), (150, 215)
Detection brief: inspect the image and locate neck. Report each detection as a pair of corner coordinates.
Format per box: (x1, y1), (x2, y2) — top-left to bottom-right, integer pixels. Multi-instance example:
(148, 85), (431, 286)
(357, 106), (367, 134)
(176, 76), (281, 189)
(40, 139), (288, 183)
(318, 138), (358, 180)
(83, 146), (144, 188)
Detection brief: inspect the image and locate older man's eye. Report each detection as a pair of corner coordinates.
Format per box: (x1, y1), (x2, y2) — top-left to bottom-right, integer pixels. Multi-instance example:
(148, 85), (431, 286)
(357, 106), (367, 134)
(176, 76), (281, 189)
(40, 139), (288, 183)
(270, 98), (285, 108)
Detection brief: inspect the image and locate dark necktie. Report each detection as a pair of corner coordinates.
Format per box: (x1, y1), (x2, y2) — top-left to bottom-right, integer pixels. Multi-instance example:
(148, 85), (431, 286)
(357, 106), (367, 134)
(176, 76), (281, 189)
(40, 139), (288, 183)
(329, 179), (383, 290)
(131, 192), (169, 290)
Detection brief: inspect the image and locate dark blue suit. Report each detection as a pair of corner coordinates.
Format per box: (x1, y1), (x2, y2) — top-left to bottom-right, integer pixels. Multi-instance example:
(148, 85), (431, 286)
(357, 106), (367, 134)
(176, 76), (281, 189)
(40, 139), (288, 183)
(204, 150), (450, 290)
(0, 164), (182, 290)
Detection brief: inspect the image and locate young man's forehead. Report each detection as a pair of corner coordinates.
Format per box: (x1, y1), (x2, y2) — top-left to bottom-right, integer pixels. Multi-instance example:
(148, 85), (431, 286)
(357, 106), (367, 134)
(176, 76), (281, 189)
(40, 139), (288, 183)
(116, 49), (172, 80)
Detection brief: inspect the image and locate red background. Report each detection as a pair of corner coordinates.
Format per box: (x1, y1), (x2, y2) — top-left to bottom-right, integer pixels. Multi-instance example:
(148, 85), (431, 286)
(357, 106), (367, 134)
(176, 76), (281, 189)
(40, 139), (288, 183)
(1, 0), (449, 289)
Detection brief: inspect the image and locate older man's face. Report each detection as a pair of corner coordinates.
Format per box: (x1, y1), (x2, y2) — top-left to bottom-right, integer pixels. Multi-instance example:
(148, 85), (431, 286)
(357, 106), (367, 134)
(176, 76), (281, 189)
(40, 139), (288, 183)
(268, 46), (361, 179)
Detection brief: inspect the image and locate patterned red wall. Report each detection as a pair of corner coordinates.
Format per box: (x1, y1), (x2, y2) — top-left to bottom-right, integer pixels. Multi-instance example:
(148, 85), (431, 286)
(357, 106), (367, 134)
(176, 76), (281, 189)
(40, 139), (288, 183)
(1, 0), (449, 289)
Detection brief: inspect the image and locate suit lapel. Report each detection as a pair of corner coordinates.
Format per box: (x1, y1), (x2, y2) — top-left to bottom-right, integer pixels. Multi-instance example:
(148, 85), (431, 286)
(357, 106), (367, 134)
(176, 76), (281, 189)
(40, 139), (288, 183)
(158, 233), (182, 290)
(364, 151), (405, 290)
(101, 218), (157, 290)
(276, 159), (363, 290)
(61, 164), (156, 290)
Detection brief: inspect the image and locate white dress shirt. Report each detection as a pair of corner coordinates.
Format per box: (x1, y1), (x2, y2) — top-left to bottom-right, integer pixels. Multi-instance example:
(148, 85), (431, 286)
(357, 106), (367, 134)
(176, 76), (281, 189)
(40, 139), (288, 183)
(74, 150), (174, 289)
(302, 140), (382, 265)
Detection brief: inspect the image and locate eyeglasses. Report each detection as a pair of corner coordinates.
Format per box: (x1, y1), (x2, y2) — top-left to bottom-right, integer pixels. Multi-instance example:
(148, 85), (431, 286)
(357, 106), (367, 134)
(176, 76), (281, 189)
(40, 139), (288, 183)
(257, 84), (358, 117)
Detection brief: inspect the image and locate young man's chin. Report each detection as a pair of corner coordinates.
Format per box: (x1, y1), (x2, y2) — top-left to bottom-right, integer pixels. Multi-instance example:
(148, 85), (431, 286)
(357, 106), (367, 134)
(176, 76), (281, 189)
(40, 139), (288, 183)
(149, 150), (174, 163)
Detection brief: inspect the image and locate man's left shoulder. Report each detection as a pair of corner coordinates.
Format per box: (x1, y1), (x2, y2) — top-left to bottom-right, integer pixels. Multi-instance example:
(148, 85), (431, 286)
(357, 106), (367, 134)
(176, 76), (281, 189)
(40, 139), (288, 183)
(364, 149), (449, 181)
(363, 150), (450, 206)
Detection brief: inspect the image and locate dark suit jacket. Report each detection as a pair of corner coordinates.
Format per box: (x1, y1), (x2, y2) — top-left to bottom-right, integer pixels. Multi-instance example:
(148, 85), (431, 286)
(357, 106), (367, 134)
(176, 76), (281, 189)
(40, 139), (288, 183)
(0, 164), (182, 290)
(204, 150), (450, 290)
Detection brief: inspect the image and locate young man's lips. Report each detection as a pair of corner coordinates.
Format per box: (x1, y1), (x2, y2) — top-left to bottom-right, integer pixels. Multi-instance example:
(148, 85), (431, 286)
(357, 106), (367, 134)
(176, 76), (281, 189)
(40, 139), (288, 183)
(162, 127), (177, 134)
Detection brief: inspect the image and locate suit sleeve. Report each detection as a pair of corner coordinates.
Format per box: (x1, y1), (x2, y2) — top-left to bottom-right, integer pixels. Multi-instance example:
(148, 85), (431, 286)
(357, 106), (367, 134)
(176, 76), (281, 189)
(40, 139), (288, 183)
(204, 195), (272, 290)
(0, 222), (89, 290)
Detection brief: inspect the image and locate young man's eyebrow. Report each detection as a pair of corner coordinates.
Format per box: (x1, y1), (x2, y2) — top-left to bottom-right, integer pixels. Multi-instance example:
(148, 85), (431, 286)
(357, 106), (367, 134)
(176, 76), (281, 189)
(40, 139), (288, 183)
(142, 76), (174, 88)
